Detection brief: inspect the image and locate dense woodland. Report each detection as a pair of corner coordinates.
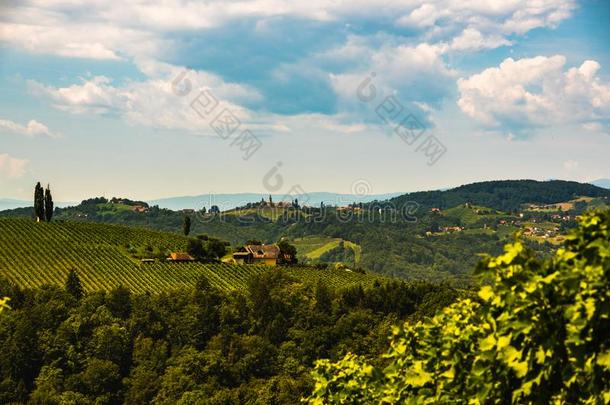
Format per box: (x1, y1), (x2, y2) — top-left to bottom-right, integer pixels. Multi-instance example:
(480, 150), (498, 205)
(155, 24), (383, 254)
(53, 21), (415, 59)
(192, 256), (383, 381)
(387, 179), (610, 211)
(0, 271), (461, 404)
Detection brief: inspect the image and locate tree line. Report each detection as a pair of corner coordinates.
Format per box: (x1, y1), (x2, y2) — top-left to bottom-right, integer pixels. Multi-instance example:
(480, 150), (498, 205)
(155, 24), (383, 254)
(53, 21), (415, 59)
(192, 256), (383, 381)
(0, 268), (460, 404)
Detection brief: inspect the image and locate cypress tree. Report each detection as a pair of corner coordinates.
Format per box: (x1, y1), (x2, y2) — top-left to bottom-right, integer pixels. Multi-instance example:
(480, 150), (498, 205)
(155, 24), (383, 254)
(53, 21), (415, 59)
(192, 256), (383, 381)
(34, 182), (45, 222)
(65, 269), (84, 300)
(44, 184), (54, 222)
(183, 215), (191, 236)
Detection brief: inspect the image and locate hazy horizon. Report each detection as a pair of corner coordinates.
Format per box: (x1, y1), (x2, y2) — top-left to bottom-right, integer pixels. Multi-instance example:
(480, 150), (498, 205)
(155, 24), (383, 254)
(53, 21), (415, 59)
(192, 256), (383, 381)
(1, 178), (609, 210)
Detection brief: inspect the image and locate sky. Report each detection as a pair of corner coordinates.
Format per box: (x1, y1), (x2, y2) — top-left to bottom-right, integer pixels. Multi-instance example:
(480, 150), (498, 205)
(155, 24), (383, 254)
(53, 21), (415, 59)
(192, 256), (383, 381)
(0, 0), (609, 202)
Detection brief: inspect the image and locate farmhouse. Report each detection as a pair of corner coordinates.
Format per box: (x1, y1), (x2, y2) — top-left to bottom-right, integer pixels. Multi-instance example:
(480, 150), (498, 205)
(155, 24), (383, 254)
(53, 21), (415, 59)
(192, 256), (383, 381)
(167, 252), (195, 262)
(233, 244), (280, 266)
(133, 205), (148, 213)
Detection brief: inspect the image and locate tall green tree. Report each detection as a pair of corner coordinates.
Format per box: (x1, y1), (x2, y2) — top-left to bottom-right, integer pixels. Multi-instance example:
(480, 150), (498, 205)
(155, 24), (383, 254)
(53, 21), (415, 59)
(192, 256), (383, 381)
(107, 285), (132, 319)
(44, 185), (54, 222)
(278, 240), (298, 265)
(34, 182), (45, 222)
(183, 215), (191, 236)
(65, 269), (84, 300)
(187, 238), (206, 261)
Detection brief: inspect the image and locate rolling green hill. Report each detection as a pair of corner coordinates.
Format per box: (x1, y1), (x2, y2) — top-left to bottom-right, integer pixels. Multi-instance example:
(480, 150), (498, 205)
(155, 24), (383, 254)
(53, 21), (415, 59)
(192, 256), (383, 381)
(2, 180), (606, 282)
(388, 179), (610, 211)
(441, 204), (505, 225)
(292, 236), (361, 261)
(0, 218), (382, 294)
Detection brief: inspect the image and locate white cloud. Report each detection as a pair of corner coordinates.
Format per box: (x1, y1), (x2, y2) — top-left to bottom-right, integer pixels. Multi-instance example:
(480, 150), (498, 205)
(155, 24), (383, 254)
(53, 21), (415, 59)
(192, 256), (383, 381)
(396, 4), (440, 28)
(0, 153), (28, 179)
(0, 0), (581, 139)
(457, 56), (610, 133)
(27, 59), (370, 137)
(0, 0), (576, 60)
(28, 61), (264, 132)
(449, 28), (512, 52)
(0, 118), (61, 138)
(329, 41), (456, 113)
(0, 20), (167, 60)
(501, 0), (576, 35)
(396, 0), (576, 50)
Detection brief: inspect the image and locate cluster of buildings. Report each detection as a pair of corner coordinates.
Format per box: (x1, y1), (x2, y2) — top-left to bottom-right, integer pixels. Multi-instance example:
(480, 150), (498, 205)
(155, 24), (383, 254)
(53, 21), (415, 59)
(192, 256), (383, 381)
(258, 195), (298, 209)
(141, 252), (196, 264)
(550, 214), (574, 221)
(141, 244), (286, 266)
(232, 244), (282, 266)
(498, 219), (522, 226)
(523, 226), (561, 239)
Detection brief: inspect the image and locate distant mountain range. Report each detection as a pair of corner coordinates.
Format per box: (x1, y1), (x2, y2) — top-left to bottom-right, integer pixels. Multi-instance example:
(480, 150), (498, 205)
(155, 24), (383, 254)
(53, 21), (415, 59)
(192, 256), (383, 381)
(591, 179), (610, 189)
(0, 192), (404, 212)
(0, 199), (76, 212)
(1, 178), (607, 212)
(148, 192), (405, 211)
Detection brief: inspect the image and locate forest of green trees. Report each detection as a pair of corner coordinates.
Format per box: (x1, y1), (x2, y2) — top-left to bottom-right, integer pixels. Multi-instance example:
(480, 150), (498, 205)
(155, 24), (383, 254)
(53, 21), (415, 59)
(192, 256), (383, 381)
(0, 270), (460, 404)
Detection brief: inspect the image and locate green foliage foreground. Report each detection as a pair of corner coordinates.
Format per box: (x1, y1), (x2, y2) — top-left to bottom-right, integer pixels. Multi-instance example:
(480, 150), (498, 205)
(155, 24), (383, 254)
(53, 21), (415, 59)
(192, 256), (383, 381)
(308, 209), (610, 404)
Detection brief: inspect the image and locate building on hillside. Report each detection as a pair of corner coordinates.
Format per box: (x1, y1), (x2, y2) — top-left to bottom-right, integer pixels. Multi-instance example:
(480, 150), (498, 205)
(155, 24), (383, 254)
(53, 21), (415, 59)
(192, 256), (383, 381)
(133, 205), (148, 213)
(232, 244), (280, 266)
(441, 226), (464, 233)
(233, 251), (253, 264)
(431, 208), (441, 213)
(167, 252), (195, 262)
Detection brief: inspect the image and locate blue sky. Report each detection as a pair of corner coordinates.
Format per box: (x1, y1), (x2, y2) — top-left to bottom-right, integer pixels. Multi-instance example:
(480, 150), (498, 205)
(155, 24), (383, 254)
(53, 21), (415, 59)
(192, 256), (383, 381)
(0, 0), (609, 202)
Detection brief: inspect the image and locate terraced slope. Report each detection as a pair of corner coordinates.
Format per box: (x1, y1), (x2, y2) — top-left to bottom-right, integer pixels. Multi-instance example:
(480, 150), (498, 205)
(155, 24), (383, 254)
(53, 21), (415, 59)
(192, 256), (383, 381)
(0, 218), (380, 293)
(292, 235), (362, 264)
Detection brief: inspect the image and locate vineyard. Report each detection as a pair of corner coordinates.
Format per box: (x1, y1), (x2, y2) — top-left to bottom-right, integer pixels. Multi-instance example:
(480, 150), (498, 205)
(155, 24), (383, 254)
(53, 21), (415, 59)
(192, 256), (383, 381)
(0, 218), (380, 294)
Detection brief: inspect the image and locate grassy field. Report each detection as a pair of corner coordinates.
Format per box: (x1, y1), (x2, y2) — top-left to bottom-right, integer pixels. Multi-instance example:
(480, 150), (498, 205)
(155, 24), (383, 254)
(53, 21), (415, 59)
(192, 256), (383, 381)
(292, 235), (362, 264)
(524, 196), (609, 212)
(442, 204), (505, 225)
(0, 218), (380, 294)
